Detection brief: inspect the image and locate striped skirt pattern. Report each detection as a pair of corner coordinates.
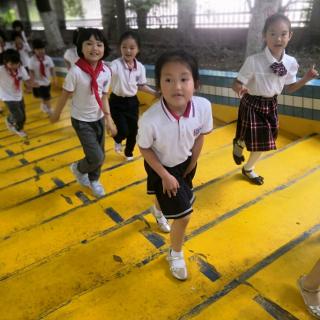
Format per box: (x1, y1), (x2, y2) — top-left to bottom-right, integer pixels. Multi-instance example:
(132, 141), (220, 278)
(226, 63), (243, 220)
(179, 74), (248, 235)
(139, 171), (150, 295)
(235, 94), (278, 152)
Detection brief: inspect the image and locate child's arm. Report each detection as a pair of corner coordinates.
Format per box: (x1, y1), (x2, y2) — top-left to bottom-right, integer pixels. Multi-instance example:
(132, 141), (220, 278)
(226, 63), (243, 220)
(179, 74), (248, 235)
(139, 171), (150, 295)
(101, 94), (117, 137)
(232, 79), (248, 98)
(28, 70), (39, 87)
(139, 146), (180, 198)
(183, 134), (204, 177)
(50, 67), (58, 88)
(285, 65), (319, 94)
(138, 84), (160, 98)
(50, 89), (72, 123)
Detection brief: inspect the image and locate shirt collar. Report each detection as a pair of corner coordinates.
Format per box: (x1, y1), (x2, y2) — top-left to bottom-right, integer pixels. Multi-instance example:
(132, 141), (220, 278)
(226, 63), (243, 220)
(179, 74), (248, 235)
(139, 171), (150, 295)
(122, 58), (137, 71)
(264, 46), (286, 64)
(161, 97), (193, 121)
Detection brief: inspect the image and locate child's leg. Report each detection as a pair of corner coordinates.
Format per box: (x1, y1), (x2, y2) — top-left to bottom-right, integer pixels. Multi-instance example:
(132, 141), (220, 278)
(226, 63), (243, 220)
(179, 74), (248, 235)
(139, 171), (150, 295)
(170, 215), (191, 252)
(124, 114), (138, 158)
(233, 138), (245, 165)
(242, 151), (264, 185)
(151, 198), (170, 233)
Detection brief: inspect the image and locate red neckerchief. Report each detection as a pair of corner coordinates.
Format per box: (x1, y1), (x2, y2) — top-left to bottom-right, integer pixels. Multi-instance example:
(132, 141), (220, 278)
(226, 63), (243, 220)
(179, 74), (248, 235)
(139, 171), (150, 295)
(6, 66), (20, 91)
(76, 58), (104, 110)
(37, 55), (46, 77)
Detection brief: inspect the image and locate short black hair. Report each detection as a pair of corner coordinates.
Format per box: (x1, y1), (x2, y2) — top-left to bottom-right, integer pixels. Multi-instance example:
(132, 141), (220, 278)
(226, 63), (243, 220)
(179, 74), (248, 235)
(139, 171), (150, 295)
(118, 30), (141, 49)
(32, 38), (46, 49)
(263, 13), (292, 35)
(76, 28), (109, 59)
(155, 50), (200, 90)
(2, 49), (21, 64)
(12, 20), (24, 30)
(11, 31), (23, 42)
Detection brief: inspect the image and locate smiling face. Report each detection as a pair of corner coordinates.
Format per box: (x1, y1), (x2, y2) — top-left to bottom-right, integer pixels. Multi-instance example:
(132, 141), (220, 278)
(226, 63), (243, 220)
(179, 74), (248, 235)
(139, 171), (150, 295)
(160, 61), (195, 113)
(82, 35), (104, 65)
(120, 37), (139, 64)
(263, 19), (292, 60)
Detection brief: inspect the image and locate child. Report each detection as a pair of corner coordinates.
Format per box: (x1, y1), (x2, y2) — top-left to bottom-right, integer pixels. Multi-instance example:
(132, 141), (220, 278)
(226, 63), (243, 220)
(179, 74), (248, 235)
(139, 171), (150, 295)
(109, 31), (158, 161)
(11, 20), (31, 52)
(29, 39), (56, 115)
(137, 50), (213, 280)
(63, 28), (81, 70)
(0, 49), (32, 137)
(10, 31), (31, 71)
(232, 13), (318, 185)
(50, 28), (117, 198)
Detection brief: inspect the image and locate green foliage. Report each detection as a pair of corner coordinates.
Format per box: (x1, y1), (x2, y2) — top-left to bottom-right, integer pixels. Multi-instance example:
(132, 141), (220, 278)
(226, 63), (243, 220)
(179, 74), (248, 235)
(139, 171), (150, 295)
(0, 9), (17, 27)
(64, 0), (84, 18)
(127, 0), (162, 12)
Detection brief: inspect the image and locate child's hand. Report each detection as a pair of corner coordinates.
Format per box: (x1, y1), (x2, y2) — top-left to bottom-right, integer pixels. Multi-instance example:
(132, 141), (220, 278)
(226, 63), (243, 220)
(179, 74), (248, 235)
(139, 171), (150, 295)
(161, 173), (180, 198)
(105, 115), (117, 137)
(49, 109), (60, 123)
(305, 65), (319, 80)
(238, 86), (248, 98)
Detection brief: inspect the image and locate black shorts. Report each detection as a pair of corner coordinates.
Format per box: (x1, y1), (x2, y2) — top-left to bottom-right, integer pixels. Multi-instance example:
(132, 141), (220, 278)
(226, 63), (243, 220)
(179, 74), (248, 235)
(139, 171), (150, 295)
(144, 157), (196, 219)
(33, 85), (51, 100)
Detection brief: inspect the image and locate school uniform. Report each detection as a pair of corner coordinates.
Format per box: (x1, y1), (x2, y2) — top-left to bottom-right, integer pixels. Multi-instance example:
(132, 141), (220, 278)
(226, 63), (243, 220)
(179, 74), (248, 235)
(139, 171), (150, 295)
(63, 61), (111, 181)
(8, 42), (30, 69)
(235, 46), (298, 151)
(109, 57), (147, 157)
(0, 65), (29, 130)
(137, 96), (213, 219)
(28, 54), (55, 101)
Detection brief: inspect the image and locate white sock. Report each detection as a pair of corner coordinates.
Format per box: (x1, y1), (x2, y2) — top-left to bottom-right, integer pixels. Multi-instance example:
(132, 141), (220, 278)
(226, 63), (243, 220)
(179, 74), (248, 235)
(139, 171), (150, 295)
(152, 205), (163, 218)
(170, 249), (183, 257)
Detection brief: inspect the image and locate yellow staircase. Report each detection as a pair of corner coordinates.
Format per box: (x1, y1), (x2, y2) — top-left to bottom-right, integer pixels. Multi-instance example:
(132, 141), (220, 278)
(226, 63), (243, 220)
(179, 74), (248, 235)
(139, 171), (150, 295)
(0, 90), (319, 320)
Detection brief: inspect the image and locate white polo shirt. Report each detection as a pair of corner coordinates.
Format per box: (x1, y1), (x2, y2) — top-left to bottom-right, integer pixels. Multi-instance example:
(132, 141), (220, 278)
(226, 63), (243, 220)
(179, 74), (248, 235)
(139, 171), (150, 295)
(237, 47), (298, 97)
(137, 96), (213, 167)
(7, 42), (30, 68)
(63, 47), (79, 67)
(0, 65), (29, 101)
(28, 54), (55, 86)
(63, 62), (112, 122)
(110, 58), (147, 97)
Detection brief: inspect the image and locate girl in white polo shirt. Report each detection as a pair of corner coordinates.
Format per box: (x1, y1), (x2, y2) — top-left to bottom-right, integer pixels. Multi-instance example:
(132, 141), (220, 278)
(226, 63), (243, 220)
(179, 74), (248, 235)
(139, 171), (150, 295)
(50, 28), (117, 198)
(137, 50), (213, 280)
(109, 31), (158, 161)
(232, 13), (318, 185)
(0, 49), (32, 137)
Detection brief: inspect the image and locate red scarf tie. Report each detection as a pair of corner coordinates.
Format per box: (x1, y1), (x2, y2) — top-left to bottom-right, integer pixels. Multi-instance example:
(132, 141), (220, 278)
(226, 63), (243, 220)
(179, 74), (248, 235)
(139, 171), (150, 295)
(75, 58), (104, 110)
(37, 55), (46, 77)
(6, 67), (20, 91)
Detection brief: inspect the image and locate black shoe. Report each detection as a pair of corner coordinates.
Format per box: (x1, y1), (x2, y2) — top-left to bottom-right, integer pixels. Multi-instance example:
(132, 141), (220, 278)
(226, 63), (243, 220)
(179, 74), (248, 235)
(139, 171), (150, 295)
(233, 139), (245, 165)
(242, 167), (264, 185)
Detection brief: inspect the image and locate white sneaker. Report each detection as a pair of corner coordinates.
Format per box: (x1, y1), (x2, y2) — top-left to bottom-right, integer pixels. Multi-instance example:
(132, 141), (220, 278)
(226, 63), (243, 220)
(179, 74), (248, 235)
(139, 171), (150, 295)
(40, 103), (52, 115)
(5, 118), (17, 133)
(151, 205), (171, 233)
(90, 180), (105, 198)
(126, 156), (134, 161)
(70, 162), (90, 187)
(167, 249), (188, 280)
(114, 142), (122, 153)
(16, 130), (27, 138)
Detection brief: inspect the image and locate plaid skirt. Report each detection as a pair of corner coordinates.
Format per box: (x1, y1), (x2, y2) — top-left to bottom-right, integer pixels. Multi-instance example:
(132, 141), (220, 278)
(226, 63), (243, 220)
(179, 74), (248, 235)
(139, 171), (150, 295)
(235, 94), (278, 152)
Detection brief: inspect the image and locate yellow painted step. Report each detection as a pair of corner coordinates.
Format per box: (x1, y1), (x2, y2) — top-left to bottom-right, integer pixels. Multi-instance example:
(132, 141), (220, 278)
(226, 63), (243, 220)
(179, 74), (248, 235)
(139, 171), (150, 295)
(40, 166), (320, 320)
(0, 146), (319, 319)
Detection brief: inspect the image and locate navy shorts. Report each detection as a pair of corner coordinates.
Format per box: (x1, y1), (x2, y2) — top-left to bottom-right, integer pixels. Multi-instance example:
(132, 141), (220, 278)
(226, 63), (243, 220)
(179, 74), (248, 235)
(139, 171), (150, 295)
(144, 157), (196, 219)
(33, 84), (51, 101)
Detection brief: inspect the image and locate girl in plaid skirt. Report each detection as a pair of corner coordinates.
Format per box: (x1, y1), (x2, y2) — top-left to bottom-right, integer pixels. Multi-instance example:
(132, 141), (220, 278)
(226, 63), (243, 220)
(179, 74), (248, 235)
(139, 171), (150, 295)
(232, 13), (318, 185)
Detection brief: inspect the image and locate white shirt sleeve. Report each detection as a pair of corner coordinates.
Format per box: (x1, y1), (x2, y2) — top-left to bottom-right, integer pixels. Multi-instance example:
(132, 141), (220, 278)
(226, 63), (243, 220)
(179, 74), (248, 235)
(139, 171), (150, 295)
(21, 66), (30, 81)
(285, 57), (298, 85)
(137, 115), (154, 149)
(63, 68), (76, 92)
(137, 64), (147, 85)
(237, 56), (254, 85)
(201, 100), (213, 134)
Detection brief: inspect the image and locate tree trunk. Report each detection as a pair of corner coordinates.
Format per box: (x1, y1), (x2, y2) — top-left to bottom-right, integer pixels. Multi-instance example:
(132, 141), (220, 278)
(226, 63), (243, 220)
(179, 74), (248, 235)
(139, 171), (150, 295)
(16, 0), (31, 34)
(115, 0), (127, 38)
(136, 9), (148, 29)
(245, 0), (281, 57)
(177, 0), (195, 31)
(100, 0), (116, 40)
(309, 0), (320, 45)
(51, 0), (66, 30)
(35, 0), (65, 52)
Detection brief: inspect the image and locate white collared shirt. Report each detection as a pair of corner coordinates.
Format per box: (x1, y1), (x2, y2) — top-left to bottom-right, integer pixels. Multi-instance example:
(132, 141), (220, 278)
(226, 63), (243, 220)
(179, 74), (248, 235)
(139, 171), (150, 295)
(0, 65), (29, 101)
(63, 62), (111, 122)
(237, 47), (298, 97)
(137, 96), (213, 167)
(28, 54), (55, 86)
(110, 58), (147, 97)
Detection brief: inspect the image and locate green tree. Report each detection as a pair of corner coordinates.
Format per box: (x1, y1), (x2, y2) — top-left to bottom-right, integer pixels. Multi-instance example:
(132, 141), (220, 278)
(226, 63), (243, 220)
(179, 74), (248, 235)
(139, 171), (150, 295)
(127, 0), (162, 29)
(64, 0), (84, 18)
